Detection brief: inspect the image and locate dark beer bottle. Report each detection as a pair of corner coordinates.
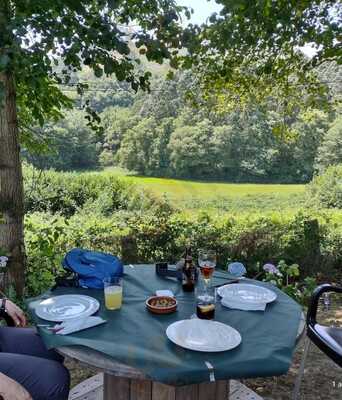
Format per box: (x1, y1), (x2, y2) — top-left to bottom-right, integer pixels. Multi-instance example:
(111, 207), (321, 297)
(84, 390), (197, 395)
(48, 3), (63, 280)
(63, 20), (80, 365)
(182, 247), (195, 292)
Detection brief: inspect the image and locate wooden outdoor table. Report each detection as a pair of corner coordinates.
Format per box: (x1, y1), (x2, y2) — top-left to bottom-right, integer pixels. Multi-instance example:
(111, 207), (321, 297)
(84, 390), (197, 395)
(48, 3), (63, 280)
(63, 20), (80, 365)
(59, 314), (305, 400)
(60, 344), (229, 400)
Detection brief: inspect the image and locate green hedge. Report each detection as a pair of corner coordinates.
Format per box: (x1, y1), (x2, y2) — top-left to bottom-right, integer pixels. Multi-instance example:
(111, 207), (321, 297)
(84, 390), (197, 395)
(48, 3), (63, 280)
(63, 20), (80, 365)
(25, 209), (342, 297)
(23, 163), (172, 217)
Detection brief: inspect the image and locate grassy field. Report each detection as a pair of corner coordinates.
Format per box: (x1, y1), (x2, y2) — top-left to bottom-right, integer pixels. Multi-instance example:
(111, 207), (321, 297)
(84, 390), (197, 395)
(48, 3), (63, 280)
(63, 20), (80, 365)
(101, 168), (306, 212)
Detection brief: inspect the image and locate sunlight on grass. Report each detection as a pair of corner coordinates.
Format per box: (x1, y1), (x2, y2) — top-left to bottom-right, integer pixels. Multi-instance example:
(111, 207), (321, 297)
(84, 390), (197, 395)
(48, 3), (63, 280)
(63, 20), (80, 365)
(102, 167), (306, 211)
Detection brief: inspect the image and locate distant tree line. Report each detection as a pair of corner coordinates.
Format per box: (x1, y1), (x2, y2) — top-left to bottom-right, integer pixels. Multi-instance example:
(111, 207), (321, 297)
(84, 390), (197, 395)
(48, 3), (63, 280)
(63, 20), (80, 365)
(24, 66), (342, 183)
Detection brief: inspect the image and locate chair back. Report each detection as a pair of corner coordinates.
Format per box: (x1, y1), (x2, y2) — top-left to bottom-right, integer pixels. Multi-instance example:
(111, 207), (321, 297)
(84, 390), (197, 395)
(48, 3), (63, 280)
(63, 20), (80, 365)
(307, 284), (342, 368)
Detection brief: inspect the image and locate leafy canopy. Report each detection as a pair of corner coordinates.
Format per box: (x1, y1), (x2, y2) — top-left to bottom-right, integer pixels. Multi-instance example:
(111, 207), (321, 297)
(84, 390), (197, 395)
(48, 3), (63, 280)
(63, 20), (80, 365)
(179, 0), (341, 117)
(0, 0), (189, 135)
(315, 113), (342, 171)
(1, 1), (340, 147)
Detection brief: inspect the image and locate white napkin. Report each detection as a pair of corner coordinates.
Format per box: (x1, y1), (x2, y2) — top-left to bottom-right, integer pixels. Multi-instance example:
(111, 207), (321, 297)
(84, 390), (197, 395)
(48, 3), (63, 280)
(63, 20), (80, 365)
(156, 289), (174, 297)
(221, 297), (266, 311)
(54, 316), (106, 335)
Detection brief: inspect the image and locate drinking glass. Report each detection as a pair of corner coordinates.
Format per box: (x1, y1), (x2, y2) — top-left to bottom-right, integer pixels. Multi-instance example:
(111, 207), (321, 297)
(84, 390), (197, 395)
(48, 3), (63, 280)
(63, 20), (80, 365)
(196, 285), (216, 320)
(198, 249), (216, 287)
(103, 276), (123, 310)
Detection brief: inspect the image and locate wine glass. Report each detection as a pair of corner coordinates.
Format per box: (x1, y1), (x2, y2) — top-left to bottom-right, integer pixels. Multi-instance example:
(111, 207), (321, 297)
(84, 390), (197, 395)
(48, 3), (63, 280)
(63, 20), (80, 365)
(198, 249), (216, 288)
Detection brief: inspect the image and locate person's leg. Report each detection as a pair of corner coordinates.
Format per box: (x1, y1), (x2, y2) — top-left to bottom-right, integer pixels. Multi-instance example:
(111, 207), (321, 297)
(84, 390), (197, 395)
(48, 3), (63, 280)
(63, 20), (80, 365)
(0, 327), (63, 362)
(0, 353), (70, 400)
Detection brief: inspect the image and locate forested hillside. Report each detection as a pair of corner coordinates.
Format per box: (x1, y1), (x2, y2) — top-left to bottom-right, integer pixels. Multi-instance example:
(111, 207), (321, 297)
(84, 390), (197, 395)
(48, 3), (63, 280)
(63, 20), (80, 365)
(23, 62), (341, 183)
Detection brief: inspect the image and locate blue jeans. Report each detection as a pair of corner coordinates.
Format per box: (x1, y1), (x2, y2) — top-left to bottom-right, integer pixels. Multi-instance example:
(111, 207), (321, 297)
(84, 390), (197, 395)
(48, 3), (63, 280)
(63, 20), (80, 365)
(0, 327), (70, 400)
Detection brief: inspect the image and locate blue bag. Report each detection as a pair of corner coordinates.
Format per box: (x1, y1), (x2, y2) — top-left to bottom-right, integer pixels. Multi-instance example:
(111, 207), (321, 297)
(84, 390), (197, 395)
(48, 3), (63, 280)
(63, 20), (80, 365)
(61, 248), (124, 289)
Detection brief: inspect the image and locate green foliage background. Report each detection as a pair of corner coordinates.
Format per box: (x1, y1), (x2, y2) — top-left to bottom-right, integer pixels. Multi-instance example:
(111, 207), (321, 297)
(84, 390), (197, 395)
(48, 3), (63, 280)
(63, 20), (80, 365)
(23, 66), (341, 183)
(20, 64), (341, 302)
(23, 166), (342, 298)
(1, 0), (340, 304)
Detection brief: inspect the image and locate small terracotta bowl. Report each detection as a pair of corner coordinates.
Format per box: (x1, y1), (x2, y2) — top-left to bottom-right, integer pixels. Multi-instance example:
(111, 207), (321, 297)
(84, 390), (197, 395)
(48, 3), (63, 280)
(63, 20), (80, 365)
(146, 296), (177, 314)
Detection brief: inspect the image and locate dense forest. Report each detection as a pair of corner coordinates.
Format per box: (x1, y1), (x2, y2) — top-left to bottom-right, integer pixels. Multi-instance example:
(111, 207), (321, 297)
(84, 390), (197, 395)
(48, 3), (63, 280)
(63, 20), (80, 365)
(23, 62), (341, 183)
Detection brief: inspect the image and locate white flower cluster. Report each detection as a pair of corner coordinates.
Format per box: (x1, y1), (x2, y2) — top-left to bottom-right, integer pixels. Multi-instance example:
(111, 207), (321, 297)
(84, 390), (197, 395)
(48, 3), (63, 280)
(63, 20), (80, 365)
(0, 256), (8, 268)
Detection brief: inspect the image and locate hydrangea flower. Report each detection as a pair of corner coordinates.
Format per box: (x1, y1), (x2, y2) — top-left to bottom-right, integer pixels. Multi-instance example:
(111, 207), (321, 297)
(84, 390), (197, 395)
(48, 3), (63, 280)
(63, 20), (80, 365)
(227, 262), (247, 277)
(263, 263), (282, 276)
(0, 256), (8, 268)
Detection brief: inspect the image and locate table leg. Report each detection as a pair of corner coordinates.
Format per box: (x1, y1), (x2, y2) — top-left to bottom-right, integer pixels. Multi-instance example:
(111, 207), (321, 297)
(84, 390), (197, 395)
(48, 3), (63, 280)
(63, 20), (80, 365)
(103, 373), (230, 400)
(198, 381), (229, 400)
(104, 374), (130, 400)
(131, 379), (152, 400)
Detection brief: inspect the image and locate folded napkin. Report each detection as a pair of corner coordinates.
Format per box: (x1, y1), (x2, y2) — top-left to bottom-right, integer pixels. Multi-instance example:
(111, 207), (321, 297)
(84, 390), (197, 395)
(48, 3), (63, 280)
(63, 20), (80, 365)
(221, 297), (266, 311)
(156, 289), (174, 297)
(53, 316), (106, 335)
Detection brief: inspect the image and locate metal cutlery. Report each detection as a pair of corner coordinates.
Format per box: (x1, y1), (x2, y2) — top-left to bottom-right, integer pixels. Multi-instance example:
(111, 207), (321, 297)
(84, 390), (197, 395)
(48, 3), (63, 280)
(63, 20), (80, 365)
(37, 324), (64, 333)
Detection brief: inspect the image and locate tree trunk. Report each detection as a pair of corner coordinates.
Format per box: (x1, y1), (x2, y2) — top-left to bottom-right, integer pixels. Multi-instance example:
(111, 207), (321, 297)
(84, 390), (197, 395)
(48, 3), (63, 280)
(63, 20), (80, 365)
(0, 70), (26, 296)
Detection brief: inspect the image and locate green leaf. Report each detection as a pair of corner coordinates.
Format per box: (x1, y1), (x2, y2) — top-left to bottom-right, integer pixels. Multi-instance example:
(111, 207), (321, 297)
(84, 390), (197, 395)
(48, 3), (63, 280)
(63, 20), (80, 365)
(94, 65), (103, 78)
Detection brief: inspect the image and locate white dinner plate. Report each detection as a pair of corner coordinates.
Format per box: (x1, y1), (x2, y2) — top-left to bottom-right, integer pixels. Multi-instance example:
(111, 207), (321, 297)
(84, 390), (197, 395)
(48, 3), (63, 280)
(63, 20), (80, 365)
(166, 319), (242, 352)
(217, 283), (277, 304)
(35, 295), (100, 322)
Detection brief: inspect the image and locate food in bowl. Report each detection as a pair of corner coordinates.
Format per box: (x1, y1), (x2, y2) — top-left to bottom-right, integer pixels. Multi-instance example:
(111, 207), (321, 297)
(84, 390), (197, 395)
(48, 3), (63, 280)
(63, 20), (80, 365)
(146, 296), (177, 314)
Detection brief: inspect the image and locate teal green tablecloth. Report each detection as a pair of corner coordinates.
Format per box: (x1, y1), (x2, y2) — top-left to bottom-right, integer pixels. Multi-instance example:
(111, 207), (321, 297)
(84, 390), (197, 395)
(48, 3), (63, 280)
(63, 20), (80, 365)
(28, 265), (302, 386)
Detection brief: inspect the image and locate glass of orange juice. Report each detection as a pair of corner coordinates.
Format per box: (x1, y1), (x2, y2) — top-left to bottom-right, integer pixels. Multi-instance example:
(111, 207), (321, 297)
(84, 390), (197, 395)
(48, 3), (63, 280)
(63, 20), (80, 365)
(103, 276), (123, 310)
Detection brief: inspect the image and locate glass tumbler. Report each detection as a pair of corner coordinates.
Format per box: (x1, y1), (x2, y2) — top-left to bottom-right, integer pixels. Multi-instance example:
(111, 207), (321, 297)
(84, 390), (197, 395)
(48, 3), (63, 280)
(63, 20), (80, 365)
(103, 276), (123, 310)
(196, 285), (216, 320)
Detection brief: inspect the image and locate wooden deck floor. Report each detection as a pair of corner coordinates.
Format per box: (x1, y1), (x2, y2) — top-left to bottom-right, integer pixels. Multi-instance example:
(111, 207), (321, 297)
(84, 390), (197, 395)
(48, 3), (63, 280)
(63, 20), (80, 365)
(69, 374), (264, 400)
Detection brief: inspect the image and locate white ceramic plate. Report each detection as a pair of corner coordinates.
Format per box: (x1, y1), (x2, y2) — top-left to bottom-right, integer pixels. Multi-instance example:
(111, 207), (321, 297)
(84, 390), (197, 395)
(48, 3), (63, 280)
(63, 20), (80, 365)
(35, 295), (100, 322)
(217, 283), (277, 304)
(166, 319), (242, 352)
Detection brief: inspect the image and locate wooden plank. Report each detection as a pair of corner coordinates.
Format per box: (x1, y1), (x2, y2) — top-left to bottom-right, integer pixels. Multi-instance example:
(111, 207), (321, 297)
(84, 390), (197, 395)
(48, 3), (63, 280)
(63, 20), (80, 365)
(130, 380), (152, 400)
(198, 382), (217, 400)
(230, 380), (264, 400)
(69, 373), (103, 400)
(152, 382), (175, 400)
(103, 374), (130, 400)
(175, 384), (198, 400)
(68, 378), (266, 400)
(216, 380), (229, 400)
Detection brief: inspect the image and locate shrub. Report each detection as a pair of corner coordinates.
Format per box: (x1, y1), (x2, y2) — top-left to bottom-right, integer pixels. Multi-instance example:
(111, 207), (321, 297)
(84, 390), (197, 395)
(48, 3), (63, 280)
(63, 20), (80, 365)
(25, 215), (67, 296)
(252, 260), (317, 305)
(23, 163), (173, 217)
(24, 209), (341, 297)
(307, 164), (342, 209)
